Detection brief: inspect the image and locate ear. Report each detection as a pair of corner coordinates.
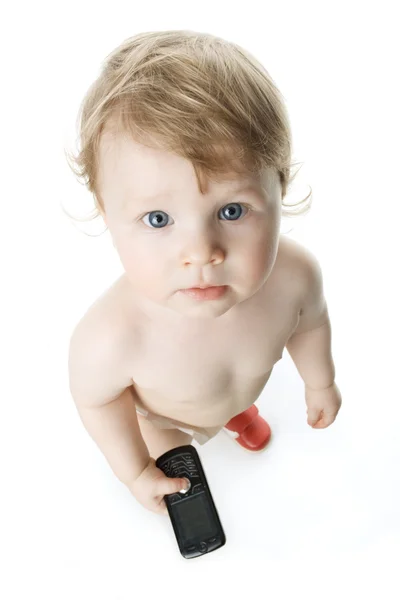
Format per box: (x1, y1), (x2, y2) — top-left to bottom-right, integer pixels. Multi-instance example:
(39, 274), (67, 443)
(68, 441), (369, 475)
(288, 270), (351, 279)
(95, 195), (107, 224)
(100, 214), (116, 247)
(98, 207), (107, 227)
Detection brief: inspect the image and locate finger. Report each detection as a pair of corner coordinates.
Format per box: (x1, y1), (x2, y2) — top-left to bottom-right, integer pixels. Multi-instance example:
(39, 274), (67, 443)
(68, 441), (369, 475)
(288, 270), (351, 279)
(316, 409), (337, 425)
(321, 413), (337, 427)
(155, 499), (168, 516)
(307, 408), (325, 427)
(314, 415), (336, 428)
(157, 476), (190, 496)
(308, 416), (320, 426)
(153, 505), (168, 516)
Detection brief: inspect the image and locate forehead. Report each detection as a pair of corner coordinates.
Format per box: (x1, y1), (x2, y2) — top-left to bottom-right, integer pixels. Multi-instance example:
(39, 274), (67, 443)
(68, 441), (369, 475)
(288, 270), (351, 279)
(98, 128), (277, 207)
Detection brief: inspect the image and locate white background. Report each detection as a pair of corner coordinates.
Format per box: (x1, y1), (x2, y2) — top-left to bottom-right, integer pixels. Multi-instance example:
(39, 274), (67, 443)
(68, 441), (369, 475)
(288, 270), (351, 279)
(1, 1), (399, 598)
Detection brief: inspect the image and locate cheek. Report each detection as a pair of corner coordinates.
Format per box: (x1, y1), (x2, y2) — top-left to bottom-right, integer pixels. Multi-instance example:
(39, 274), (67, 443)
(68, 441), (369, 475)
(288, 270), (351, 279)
(248, 241), (273, 280)
(115, 237), (167, 294)
(241, 223), (279, 281)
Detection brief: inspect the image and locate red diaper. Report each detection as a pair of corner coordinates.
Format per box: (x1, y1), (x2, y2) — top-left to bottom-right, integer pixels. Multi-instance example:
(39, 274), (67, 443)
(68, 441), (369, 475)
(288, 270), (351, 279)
(223, 405), (271, 452)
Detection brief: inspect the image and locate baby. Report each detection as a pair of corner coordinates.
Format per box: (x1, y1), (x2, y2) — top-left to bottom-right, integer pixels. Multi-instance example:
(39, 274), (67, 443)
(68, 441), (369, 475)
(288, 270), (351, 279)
(66, 30), (342, 516)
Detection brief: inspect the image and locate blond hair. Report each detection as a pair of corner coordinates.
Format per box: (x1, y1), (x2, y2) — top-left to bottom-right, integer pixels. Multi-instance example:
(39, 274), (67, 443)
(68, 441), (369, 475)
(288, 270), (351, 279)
(64, 30), (312, 229)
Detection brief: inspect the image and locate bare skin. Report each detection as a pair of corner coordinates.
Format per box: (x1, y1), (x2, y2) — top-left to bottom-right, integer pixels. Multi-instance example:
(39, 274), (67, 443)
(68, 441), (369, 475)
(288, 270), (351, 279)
(69, 233), (338, 515)
(120, 234), (301, 431)
(100, 235), (297, 449)
(68, 133), (341, 515)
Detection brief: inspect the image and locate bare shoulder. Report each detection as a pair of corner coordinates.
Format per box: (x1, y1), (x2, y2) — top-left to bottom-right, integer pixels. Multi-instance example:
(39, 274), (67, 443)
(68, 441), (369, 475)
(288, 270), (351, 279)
(276, 235), (323, 280)
(68, 276), (137, 407)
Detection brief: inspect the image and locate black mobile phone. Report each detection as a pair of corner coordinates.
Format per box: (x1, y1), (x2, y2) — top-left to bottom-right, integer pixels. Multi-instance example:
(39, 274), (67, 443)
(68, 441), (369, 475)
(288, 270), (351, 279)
(156, 445), (226, 559)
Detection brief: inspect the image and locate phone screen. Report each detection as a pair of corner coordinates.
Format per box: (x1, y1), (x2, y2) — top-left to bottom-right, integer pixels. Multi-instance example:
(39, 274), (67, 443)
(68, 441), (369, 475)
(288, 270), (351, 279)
(172, 492), (217, 542)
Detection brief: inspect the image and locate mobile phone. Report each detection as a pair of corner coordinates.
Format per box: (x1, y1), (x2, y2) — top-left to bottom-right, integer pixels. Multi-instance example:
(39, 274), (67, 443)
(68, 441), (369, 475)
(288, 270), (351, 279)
(156, 445), (226, 559)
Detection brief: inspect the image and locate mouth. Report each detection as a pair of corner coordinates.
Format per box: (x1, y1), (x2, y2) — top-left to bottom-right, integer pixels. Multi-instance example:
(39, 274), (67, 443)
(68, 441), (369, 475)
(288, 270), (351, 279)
(178, 285), (228, 300)
(187, 285), (221, 289)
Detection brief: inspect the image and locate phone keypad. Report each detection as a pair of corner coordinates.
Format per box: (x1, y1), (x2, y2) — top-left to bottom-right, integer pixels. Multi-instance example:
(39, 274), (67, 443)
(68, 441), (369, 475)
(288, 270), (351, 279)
(159, 452), (201, 497)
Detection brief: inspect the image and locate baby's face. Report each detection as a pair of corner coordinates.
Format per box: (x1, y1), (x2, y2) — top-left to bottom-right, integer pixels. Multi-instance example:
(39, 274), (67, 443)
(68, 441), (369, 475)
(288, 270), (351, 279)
(98, 130), (282, 323)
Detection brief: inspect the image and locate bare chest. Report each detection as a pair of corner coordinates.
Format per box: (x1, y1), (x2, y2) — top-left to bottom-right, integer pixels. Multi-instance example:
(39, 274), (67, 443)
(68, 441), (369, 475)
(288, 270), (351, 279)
(130, 294), (299, 427)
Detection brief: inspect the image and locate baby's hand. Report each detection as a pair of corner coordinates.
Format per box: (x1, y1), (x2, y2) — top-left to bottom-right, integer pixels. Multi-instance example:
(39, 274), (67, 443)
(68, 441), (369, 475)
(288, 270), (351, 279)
(129, 457), (190, 515)
(305, 382), (342, 429)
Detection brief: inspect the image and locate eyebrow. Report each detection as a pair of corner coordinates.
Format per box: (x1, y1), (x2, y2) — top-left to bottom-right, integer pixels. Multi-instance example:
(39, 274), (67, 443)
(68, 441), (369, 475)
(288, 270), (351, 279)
(124, 183), (261, 206)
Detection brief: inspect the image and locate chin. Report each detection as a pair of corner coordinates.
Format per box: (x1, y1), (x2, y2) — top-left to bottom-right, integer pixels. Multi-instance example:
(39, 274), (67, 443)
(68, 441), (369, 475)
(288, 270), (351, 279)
(174, 305), (232, 320)
(174, 292), (248, 321)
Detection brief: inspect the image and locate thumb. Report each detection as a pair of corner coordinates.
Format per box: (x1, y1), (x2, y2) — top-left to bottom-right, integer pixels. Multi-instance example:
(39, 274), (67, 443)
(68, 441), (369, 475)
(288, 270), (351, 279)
(159, 475), (190, 496)
(307, 408), (320, 426)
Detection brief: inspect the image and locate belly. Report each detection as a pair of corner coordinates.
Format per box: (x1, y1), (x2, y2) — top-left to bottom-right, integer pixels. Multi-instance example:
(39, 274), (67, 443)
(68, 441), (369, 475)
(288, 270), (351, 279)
(132, 367), (274, 428)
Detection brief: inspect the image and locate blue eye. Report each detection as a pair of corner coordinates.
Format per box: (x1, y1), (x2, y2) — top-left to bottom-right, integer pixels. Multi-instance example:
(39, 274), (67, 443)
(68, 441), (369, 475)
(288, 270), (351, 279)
(142, 211), (171, 229)
(220, 203), (246, 221)
(141, 203), (248, 229)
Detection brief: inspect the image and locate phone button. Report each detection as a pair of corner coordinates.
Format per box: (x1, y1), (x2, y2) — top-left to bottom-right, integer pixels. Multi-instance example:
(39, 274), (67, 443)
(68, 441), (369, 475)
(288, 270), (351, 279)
(198, 542), (208, 554)
(178, 478), (191, 494)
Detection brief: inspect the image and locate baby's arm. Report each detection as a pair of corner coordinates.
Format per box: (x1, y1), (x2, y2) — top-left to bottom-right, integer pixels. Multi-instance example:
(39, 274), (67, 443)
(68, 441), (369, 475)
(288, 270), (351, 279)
(68, 314), (189, 513)
(284, 244), (342, 430)
(68, 317), (151, 486)
(285, 246), (335, 390)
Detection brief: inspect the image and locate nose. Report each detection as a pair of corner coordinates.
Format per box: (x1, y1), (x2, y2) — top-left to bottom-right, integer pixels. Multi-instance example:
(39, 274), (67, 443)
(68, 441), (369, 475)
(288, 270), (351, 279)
(181, 230), (225, 266)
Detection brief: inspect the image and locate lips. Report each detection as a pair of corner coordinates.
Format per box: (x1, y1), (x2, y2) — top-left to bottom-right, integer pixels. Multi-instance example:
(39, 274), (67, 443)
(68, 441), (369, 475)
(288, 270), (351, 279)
(179, 285), (228, 300)
(185, 285), (221, 289)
